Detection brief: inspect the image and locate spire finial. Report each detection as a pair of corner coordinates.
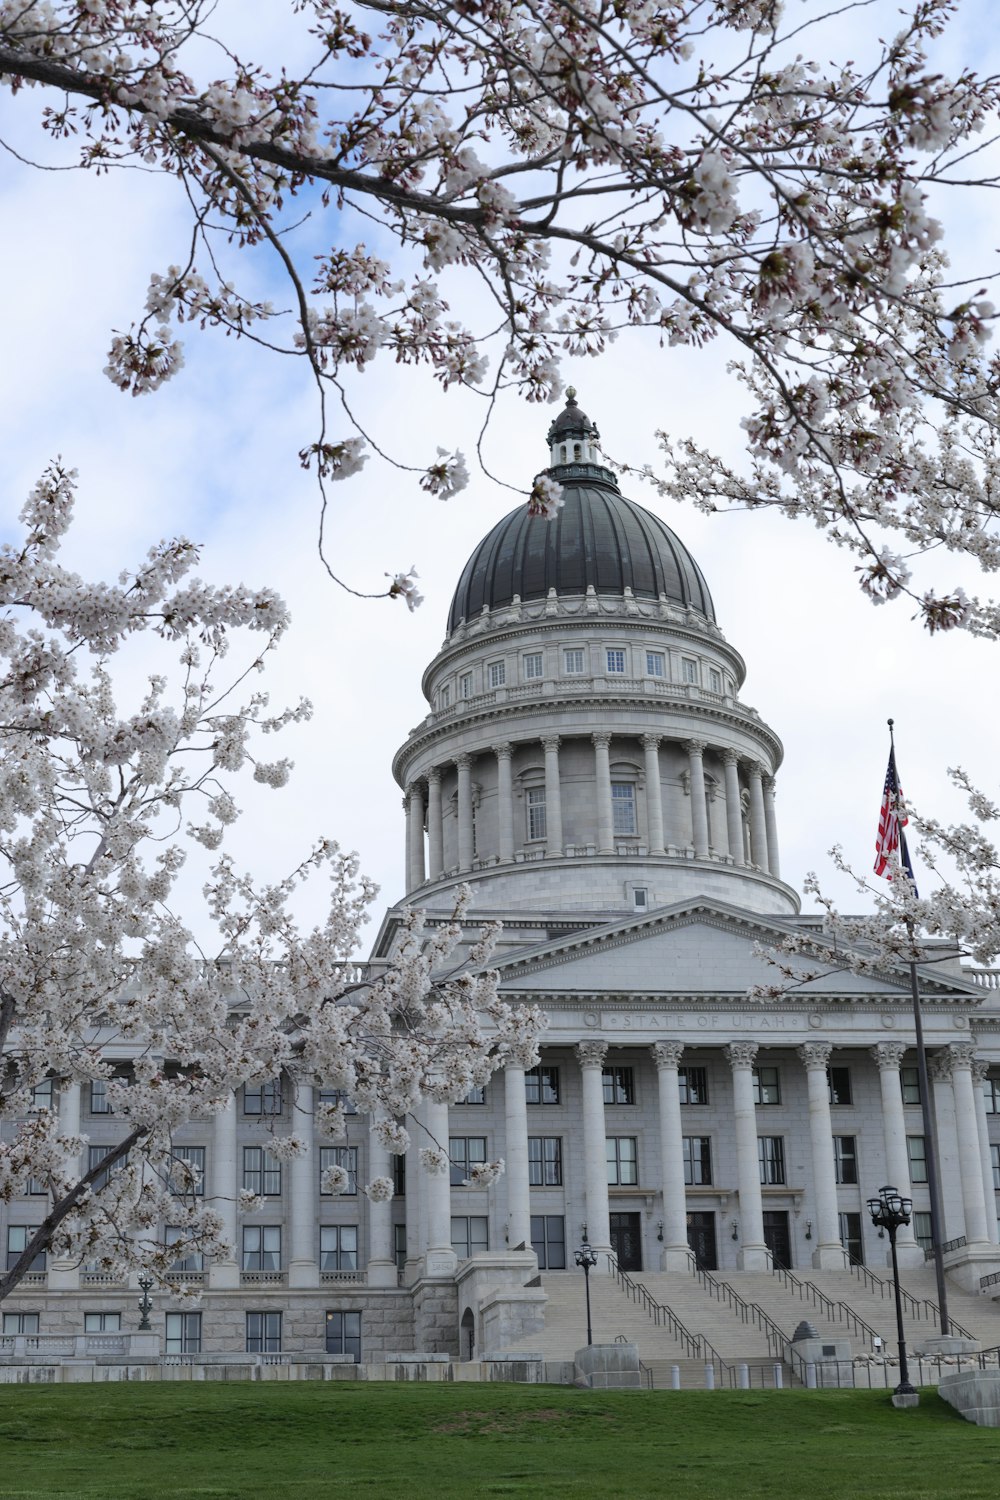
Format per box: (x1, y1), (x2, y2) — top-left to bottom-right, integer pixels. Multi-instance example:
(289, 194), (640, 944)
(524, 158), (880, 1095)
(565, 386), (577, 405)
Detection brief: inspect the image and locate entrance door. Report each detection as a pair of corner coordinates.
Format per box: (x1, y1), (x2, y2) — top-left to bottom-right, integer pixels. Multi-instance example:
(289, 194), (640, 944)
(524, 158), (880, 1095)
(610, 1212), (642, 1271)
(763, 1210), (792, 1269)
(686, 1211), (717, 1271)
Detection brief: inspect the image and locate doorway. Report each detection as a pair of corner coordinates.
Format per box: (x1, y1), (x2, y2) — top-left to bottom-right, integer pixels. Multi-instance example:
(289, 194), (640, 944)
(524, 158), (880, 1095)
(686, 1211), (718, 1271)
(610, 1212), (642, 1271)
(763, 1210), (791, 1269)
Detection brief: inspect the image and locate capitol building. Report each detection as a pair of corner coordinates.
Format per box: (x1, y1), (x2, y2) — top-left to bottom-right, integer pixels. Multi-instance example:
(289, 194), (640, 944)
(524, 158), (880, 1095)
(5, 393), (1000, 1376)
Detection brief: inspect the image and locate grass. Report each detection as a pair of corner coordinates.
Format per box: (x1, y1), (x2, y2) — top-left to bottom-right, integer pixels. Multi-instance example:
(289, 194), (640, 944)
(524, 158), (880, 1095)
(0, 1381), (996, 1499)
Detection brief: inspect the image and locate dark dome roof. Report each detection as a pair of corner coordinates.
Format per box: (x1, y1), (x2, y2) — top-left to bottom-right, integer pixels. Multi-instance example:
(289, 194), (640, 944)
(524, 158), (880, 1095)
(447, 472), (715, 633)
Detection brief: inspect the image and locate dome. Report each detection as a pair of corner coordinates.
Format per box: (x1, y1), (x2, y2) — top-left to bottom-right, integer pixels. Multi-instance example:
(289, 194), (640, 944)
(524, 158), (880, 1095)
(447, 399), (715, 633)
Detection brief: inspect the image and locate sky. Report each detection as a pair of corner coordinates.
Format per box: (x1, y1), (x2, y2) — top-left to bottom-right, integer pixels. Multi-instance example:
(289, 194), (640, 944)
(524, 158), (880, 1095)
(1, 1), (1000, 956)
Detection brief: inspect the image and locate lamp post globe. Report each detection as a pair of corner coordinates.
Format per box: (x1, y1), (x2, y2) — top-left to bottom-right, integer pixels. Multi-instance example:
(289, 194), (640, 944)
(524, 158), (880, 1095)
(867, 1184), (917, 1403)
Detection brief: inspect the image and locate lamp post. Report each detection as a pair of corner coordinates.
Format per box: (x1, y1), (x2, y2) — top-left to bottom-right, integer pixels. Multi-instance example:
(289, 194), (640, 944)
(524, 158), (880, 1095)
(574, 1241), (599, 1346)
(867, 1185), (918, 1406)
(136, 1272), (154, 1333)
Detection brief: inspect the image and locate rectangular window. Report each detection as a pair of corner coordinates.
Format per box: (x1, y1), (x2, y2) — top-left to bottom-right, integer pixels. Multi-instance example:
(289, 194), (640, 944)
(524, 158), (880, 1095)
(679, 1066), (709, 1106)
(839, 1211), (864, 1265)
(392, 1153), (406, 1198)
(320, 1146), (358, 1196)
(526, 786), (547, 841)
(709, 668), (723, 694)
(6, 1227), (45, 1273)
(243, 1080), (282, 1116)
(913, 1212), (933, 1253)
(326, 1310), (362, 1362)
(2, 1312), (39, 1335)
(449, 1136), (487, 1187)
(901, 1067), (921, 1105)
(438, 683), (450, 709)
(602, 1066), (635, 1106)
(606, 649), (626, 674)
(992, 1143), (1000, 1192)
(611, 782), (636, 836)
(30, 1080), (53, 1111)
(632, 886), (648, 912)
(523, 652), (543, 680)
(463, 1086), (486, 1105)
(530, 1215), (566, 1270)
(758, 1136), (785, 1185)
(394, 1223), (407, 1270)
(84, 1312), (121, 1333)
(451, 1216), (488, 1260)
(527, 1137), (563, 1187)
(25, 1171), (47, 1197)
(170, 1146), (206, 1197)
(459, 672), (473, 699)
(606, 1137), (639, 1186)
(246, 1311), (281, 1354)
(317, 1088), (358, 1115)
(88, 1144), (120, 1193)
(563, 648), (585, 675)
(488, 660), (506, 688)
(833, 1136), (858, 1185)
(242, 1146), (281, 1197)
(525, 1065), (560, 1105)
(241, 1226), (281, 1272)
(646, 651), (665, 677)
(753, 1066), (781, 1106)
(984, 1076), (1000, 1114)
(828, 1068), (852, 1107)
(681, 658), (699, 684)
(320, 1225), (358, 1272)
(683, 1136), (712, 1186)
(90, 1079), (112, 1115)
(165, 1311), (201, 1355)
(165, 1225), (204, 1274)
(907, 1135), (928, 1184)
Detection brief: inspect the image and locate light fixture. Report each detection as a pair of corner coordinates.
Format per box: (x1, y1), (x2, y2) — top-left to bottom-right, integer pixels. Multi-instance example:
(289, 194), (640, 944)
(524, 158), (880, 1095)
(805, 1220), (813, 1241)
(866, 1184), (917, 1404)
(731, 1219), (739, 1241)
(574, 1241), (600, 1346)
(656, 1221), (664, 1242)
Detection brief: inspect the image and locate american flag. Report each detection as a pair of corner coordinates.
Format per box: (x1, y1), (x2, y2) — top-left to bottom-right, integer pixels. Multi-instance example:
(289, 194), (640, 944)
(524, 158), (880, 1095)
(874, 746), (916, 887)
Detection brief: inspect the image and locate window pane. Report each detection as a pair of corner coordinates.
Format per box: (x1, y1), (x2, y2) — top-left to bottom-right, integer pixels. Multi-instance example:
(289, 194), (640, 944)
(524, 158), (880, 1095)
(833, 1136), (857, 1185)
(524, 653), (543, 680)
(611, 783), (636, 835)
(828, 1068), (852, 1107)
(527, 786), (547, 841)
(646, 652), (665, 677)
(602, 1066), (635, 1105)
(488, 661), (506, 687)
(679, 1067), (708, 1106)
(606, 649), (626, 674)
(525, 1066), (560, 1105)
(564, 649), (585, 675)
(753, 1067), (781, 1105)
(907, 1136), (928, 1183)
(901, 1067), (921, 1105)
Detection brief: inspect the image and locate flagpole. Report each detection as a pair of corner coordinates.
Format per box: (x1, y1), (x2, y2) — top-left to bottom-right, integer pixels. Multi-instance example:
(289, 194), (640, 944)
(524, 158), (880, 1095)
(887, 718), (950, 1336)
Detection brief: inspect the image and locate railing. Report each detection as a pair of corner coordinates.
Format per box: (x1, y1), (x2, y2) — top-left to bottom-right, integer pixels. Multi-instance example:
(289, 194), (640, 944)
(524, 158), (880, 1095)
(1, 1333), (137, 1358)
(685, 1256), (793, 1364)
(942, 1235), (968, 1255)
(842, 1255), (974, 1341)
(965, 968), (1000, 989)
(615, 1332), (654, 1389)
(770, 1264), (840, 1323)
(604, 1254), (700, 1358)
(981, 1271), (1000, 1291)
(240, 1270), (287, 1285)
(320, 1270), (366, 1284)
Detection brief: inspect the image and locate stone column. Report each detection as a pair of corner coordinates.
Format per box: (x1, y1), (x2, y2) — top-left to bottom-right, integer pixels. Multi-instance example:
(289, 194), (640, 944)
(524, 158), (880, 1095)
(763, 778), (781, 880)
(747, 763), (769, 871)
(209, 1094), (240, 1288)
(288, 1083), (317, 1288)
(686, 740), (710, 858)
(407, 783), (426, 891)
(722, 750), (745, 866)
(494, 744), (514, 864)
(643, 735), (665, 855)
(593, 733), (614, 854)
(504, 1065), (532, 1253)
(797, 1043), (844, 1269)
(930, 1049), (966, 1239)
(404, 1105), (423, 1278)
(724, 1042), (768, 1269)
(651, 1042), (690, 1269)
(456, 755), (474, 873)
(947, 1044), (991, 1247)
(870, 1043), (922, 1266)
(47, 1082), (82, 1290)
(403, 793), (413, 894)
(427, 768), (444, 881)
(542, 736), (564, 857)
(422, 1098), (457, 1276)
(972, 1059), (999, 1244)
(576, 1041), (612, 1259)
(367, 1114), (398, 1287)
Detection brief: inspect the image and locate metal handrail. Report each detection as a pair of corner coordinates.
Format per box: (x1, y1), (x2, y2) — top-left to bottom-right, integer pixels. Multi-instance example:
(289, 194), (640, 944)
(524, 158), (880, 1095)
(845, 1252), (975, 1339)
(770, 1264), (840, 1322)
(604, 1254), (700, 1358)
(615, 1332), (654, 1388)
(683, 1253), (794, 1368)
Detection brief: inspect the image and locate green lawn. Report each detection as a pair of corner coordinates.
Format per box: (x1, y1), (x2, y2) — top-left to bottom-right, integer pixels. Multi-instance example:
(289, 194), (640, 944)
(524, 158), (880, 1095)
(0, 1382), (996, 1499)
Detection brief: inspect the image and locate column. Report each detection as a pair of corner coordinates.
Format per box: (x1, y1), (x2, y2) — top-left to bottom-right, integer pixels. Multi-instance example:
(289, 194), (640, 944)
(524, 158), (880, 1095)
(47, 1082), (82, 1290)
(797, 1043), (844, 1269)
(724, 1042), (768, 1269)
(930, 1049), (966, 1239)
(651, 1042), (690, 1269)
(593, 733), (614, 854)
(456, 755), (474, 873)
(504, 1064), (532, 1253)
(948, 1044), (991, 1247)
(576, 1041), (611, 1259)
(763, 778), (781, 880)
(209, 1094), (240, 1288)
(747, 762), (769, 871)
(542, 736), (564, 857)
(427, 768), (444, 881)
(494, 744), (514, 863)
(722, 750), (745, 866)
(686, 740), (710, 858)
(869, 1043), (922, 1265)
(972, 1059), (999, 1244)
(422, 1098), (457, 1276)
(407, 783), (426, 890)
(643, 736), (665, 855)
(367, 1113), (398, 1286)
(288, 1083), (317, 1287)
(404, 1104), (423, 1279)
(403, 793), (413, 895)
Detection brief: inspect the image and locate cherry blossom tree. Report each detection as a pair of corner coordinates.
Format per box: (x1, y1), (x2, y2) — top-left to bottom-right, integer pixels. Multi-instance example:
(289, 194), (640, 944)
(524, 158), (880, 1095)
(0, 464), (539, 1302)
(2, 0), (1000, 627)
